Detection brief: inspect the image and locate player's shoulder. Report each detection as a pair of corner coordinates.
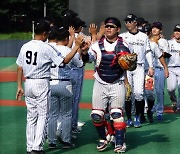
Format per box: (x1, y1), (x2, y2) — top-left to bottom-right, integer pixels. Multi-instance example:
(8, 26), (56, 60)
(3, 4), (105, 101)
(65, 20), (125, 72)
(119, 31), (129, 37)
(150, 41), (158, 48)
(55, 45), (71, 55)
(137, 31), (148, 38)
(167, 38), (174, 44)
(158, 38), (168, 45)
(91, 40), (101, 50)
(159, 37), (168, 42)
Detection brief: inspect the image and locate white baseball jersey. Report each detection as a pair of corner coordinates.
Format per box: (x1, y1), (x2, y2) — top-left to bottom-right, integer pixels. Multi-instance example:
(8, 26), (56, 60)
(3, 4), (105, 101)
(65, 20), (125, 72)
(119, 31), (153, 67)
(167, 39), (180, 67)
(16, 40), (64, 78)
(155, 38), (170, 68)
(145, 41), (162, 70)
(50, 45), (83, 79)
(16, 39), (64, 152)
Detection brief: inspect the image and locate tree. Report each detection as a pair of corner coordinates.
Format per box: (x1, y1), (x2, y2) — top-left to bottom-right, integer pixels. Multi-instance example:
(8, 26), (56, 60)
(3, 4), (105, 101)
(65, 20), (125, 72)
(0, 0), (68, 32)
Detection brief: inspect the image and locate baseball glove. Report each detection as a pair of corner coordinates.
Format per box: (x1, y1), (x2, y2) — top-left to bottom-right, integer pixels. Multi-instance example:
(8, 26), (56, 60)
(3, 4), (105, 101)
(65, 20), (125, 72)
(125, 84), (132, 101)
(118, 53), (137, 71)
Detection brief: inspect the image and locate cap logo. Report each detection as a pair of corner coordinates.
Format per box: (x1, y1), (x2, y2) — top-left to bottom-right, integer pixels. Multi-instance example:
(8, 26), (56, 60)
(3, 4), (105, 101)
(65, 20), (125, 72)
(175, 25), (180, 29)
(127, 15), (132, 18)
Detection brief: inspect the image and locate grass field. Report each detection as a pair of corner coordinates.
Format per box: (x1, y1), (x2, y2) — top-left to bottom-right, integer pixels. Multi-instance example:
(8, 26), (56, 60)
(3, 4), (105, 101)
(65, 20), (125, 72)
(0, 57), (180, 154)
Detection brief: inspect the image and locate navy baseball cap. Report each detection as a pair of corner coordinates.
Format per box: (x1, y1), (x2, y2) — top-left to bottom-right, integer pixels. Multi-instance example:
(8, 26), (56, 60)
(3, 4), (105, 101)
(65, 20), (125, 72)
(141, 23), (152, 34)
(105, 17), (121, 28)
(174, 24), (180, 32)
(73, 17), (87, 28)
(152, 22), (163, 30)
(34, 19), (50, 34)
(124, 14), (137, 21)
(137, 17), (148, 26)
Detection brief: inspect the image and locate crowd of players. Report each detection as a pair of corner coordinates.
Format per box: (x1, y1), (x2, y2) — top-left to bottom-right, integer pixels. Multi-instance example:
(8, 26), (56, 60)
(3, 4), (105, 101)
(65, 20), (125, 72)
(16, 9), (180, 154)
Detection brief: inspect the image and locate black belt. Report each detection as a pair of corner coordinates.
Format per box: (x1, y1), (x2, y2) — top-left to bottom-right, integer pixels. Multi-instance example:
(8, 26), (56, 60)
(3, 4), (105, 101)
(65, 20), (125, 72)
(50, 79), (70, 81)
(26, 77), (49, 79)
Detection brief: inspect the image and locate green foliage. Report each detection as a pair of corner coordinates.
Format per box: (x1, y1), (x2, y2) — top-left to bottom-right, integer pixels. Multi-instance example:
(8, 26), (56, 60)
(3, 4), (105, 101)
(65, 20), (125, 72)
(0, 0), (69, 32)
(0, 32), (32, 40)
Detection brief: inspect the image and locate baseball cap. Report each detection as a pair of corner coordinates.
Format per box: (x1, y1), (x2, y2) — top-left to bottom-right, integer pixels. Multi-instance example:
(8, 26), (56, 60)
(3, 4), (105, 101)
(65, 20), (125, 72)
(56, 27), (70, 41)
(48, 25), (59, 40)
(174, 24), (180, 32)
(152, 22), (163, 30)
(73, 17), (87, 28)
(137, 17), (148, 26)
(34, 19), (50, 34)
(141, 23), (152, 34)
(105, 17), (121, 28)
(124, 14), (137, 21)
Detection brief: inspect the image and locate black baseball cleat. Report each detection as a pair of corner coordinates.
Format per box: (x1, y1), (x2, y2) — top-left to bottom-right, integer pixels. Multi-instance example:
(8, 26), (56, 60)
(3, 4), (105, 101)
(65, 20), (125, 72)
(31, 150), (45, 154)
(49, 143), (56, 149)
(140, 115), (146, 123)
(62, 142), (75, 149)
(172, 103), (177, 112)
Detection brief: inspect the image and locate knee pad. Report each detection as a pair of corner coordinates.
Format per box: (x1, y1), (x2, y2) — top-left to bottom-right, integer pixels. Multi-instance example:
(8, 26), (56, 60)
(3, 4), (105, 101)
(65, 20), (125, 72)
(110, 108), (126, 130)
(110, 108), (124, 123)
(90, 110), (105, 126)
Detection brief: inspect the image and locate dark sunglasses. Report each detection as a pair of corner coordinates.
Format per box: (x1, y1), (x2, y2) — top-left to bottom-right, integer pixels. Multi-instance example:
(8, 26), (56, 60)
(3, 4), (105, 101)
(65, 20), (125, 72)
(125, 20), (134, 24)
(105, 24), (117, 28)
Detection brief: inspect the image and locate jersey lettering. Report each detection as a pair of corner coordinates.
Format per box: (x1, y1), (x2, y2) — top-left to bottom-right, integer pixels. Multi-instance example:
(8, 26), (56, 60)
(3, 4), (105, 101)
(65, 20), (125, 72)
(26, 51), (37, 65)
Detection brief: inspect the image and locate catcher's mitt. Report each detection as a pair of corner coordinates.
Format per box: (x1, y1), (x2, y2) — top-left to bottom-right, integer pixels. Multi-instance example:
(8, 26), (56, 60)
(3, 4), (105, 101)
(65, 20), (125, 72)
(125, 84), (132, 101)
(118, 53), (137, 71)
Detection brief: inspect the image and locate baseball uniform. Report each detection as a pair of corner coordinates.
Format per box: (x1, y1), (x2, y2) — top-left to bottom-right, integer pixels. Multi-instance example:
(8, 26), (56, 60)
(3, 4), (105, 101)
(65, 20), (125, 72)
(167, 38), (180, 109)
(16, 39), (64, 152)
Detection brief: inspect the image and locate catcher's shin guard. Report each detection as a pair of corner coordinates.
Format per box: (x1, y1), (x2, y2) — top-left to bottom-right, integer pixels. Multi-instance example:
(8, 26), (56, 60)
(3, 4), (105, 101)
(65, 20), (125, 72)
(115, 129), (126, 147)
(110, 108), (126, 147)
(91, 110), (106, 140)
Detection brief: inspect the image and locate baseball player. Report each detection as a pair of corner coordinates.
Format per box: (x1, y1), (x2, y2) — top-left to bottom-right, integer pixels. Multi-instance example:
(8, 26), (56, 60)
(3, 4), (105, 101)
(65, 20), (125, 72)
(150, 22), (170, 120)
(16, 19), (84, 154)
(141, 23), (169, 123)
(167, 24), (180, 112)
(70, 17), (88, 133)
(119, 14), (154, 128)
(47, 27), (84, 149)
(82, 17), (131, 153)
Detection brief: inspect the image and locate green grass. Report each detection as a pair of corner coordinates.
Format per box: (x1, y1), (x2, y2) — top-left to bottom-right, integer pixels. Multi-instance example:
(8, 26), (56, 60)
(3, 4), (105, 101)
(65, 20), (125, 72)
(0, 32), (32, 40)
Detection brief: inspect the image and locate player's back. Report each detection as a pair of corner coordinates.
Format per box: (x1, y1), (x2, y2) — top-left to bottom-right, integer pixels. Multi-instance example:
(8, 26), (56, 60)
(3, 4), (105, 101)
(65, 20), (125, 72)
(17, 40), (53, 79)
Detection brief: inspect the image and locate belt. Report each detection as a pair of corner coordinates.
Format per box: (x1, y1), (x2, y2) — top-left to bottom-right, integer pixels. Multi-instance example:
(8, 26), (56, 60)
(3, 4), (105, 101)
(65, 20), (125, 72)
(137, 63), (144, 66)
(50, 79), (70, 81)
(26, 77), (49, 79)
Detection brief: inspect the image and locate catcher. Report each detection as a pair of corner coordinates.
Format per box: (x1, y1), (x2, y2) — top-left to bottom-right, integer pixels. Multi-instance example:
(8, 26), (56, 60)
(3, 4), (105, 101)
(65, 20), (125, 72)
(81, 17), (136, 153)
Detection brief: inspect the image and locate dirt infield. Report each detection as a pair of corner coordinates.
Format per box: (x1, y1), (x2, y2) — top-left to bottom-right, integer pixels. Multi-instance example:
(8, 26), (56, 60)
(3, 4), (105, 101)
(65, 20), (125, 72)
(0, 70), (94, 109)
(0, 70), (174, 113)
(0, 70), (94, 82)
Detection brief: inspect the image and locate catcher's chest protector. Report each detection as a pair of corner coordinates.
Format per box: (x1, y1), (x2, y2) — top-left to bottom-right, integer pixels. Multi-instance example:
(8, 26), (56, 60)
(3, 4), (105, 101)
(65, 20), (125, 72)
(97, 37), (125, 83)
